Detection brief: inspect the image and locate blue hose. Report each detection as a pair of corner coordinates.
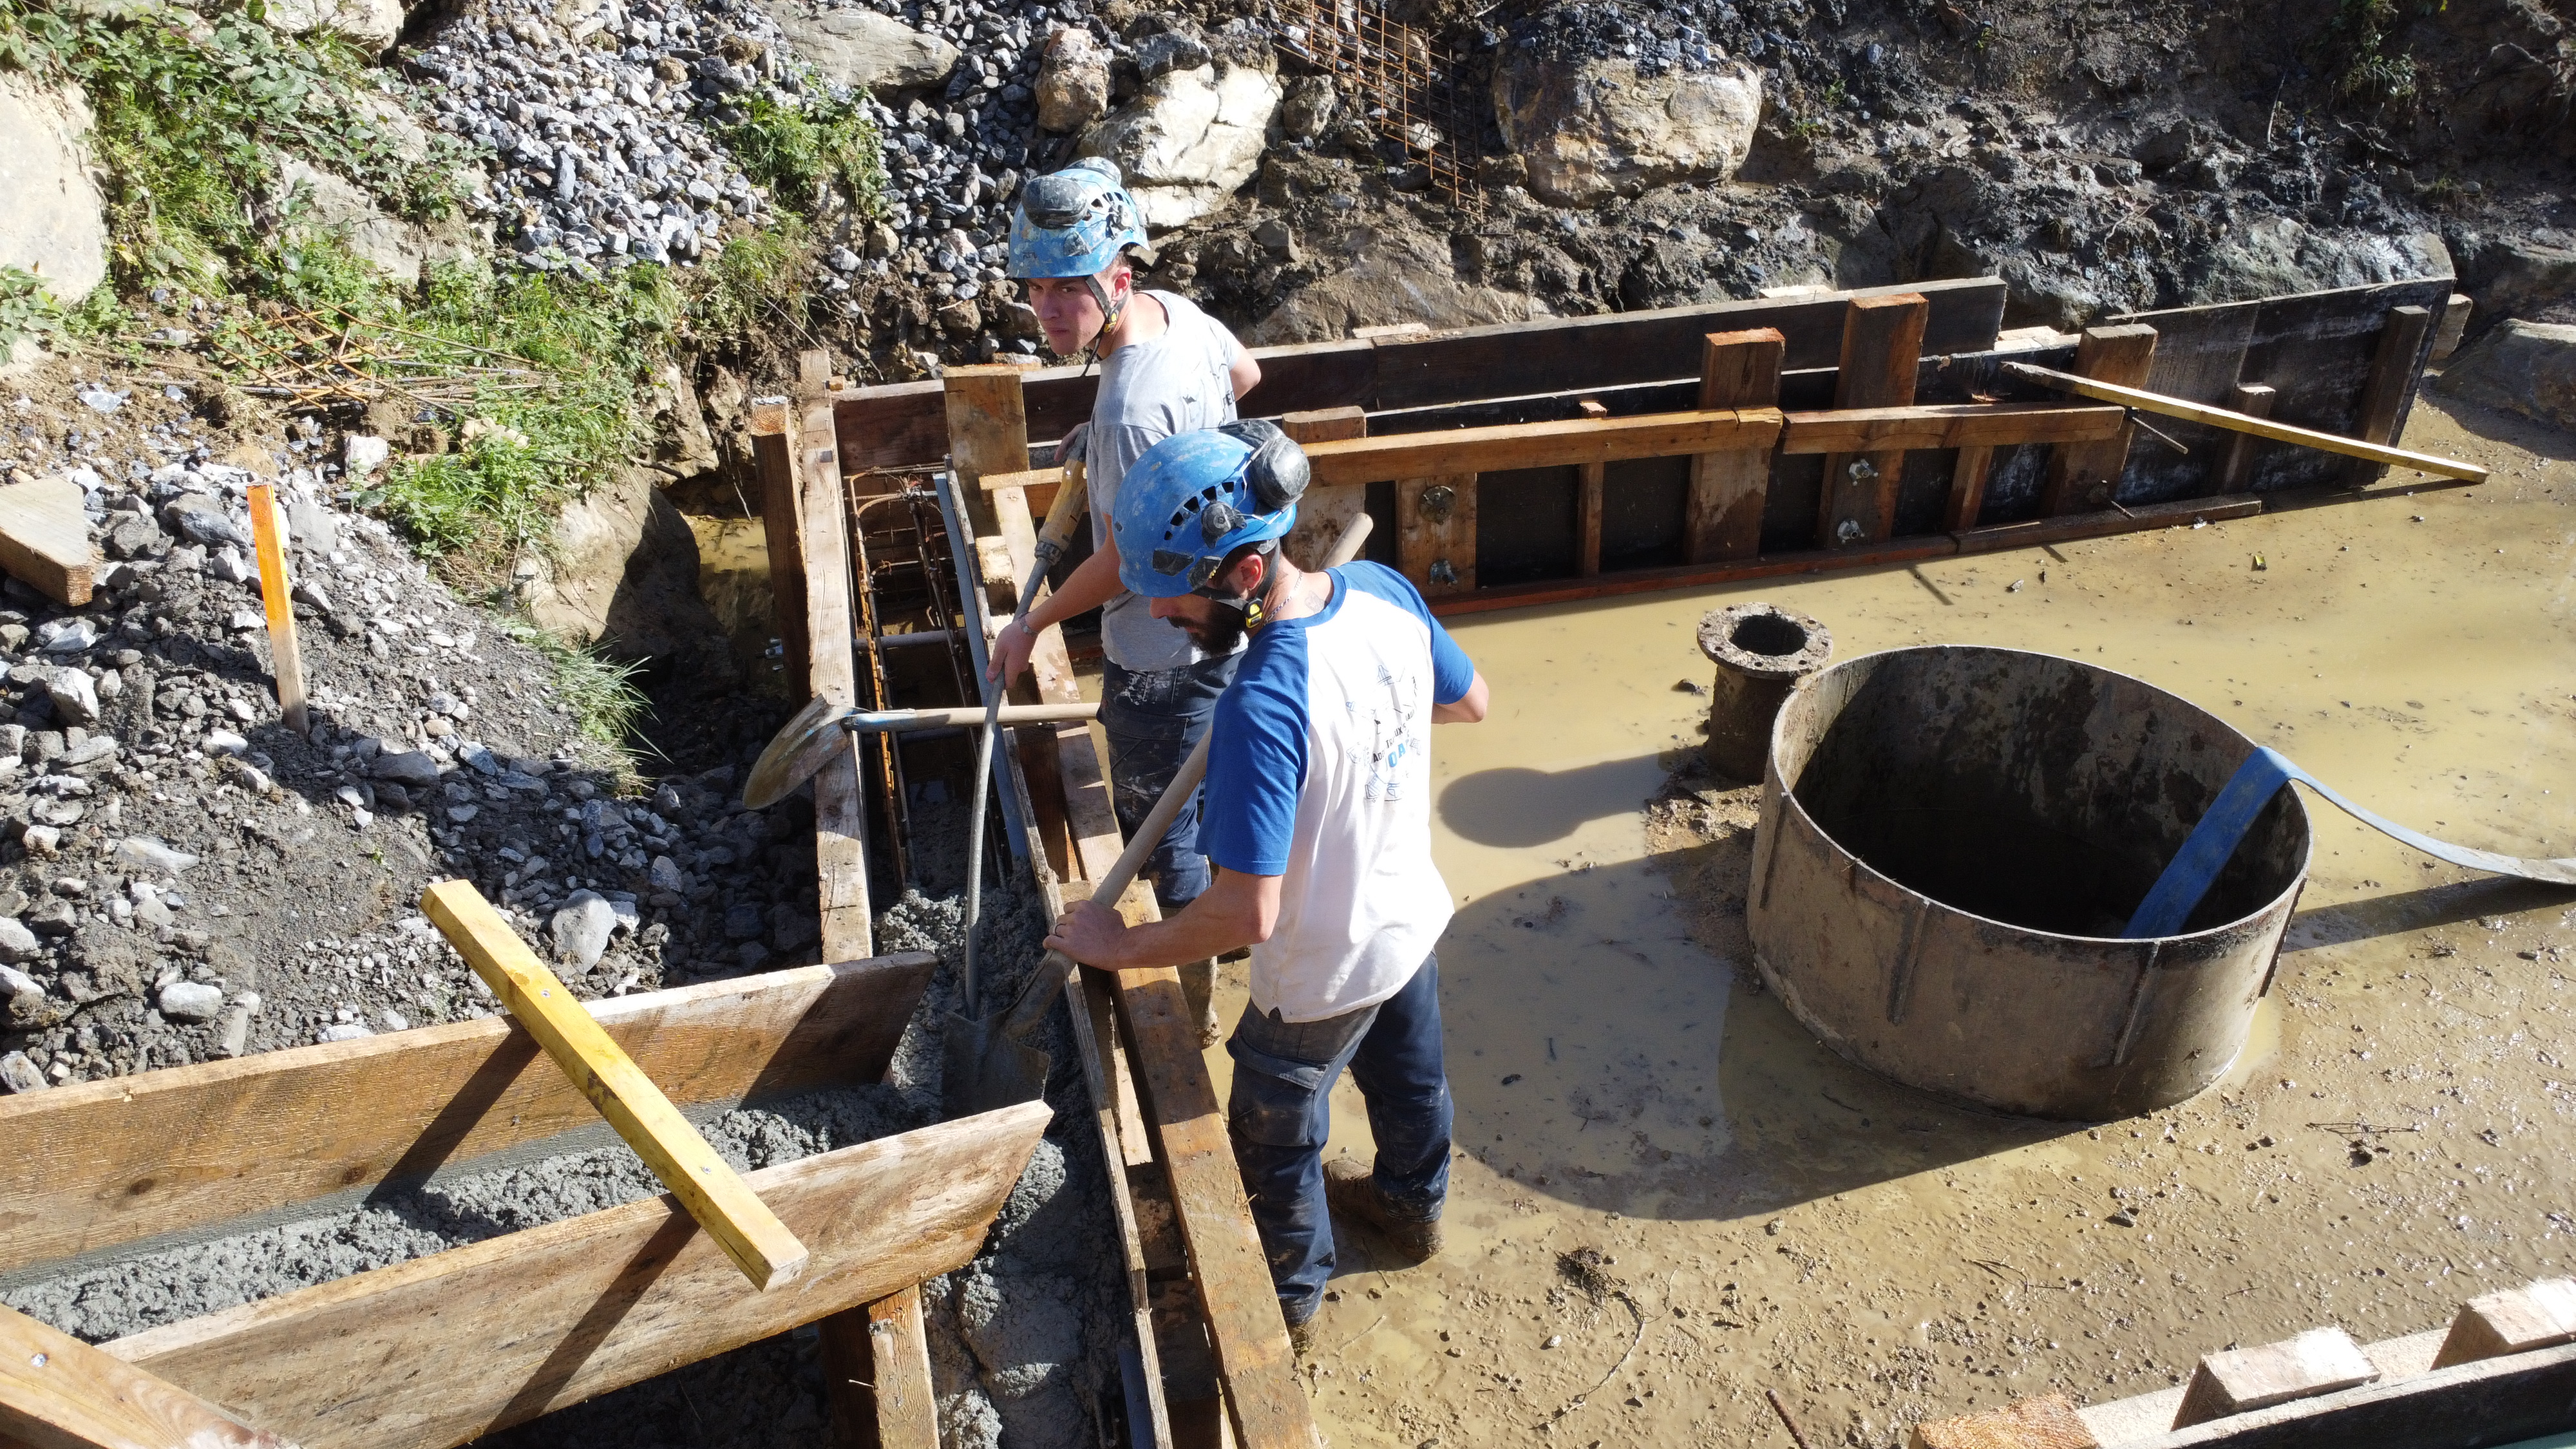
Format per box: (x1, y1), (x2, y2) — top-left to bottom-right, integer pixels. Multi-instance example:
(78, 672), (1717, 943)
(2124, 746), (2576, 938)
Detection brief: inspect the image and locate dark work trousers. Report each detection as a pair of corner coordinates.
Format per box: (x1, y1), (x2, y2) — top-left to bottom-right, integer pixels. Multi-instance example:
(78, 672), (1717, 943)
(1098, 653), (1239, 911)
(1226, 953), (1453, 1327)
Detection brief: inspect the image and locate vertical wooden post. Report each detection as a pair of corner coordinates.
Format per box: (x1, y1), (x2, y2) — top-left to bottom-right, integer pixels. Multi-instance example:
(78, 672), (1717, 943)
(2430, 292), (2474, 363)
(1812, 295), (1929, 549)
(823, 1284), (938, 1449)
(246, 484), (307, 735)
(1396, 474), (1477, 596)
(942, 365), (1032, 536)
(1280, 406), (1368, 571)
(2040, 323), (2159, 515)
(1577, 462), (1605, 576)
(798, 387), (869, 962)
(1687, 327), (1786, 562)
(2342, 304), (2435, 488)
(2216, 383), (2277, 495)
(1940, 446), (1995, 532)
(749, 397), (813, 699)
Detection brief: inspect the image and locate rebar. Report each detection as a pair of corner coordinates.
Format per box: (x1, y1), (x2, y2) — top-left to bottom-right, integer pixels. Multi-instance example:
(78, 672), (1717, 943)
(1279, 0), (1481, 205)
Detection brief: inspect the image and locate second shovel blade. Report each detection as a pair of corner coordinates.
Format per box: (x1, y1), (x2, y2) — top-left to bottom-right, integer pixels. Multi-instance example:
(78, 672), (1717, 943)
(742, 695), (851, 809)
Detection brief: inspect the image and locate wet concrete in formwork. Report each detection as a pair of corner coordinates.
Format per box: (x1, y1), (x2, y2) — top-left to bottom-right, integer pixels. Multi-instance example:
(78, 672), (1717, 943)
(1181, 393), (2576, 1448)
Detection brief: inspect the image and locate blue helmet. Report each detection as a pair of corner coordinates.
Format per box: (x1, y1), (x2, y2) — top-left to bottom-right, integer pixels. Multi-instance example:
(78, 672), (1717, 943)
(1112, 422), (1311, 600)
(1007, 158), (1150, 281)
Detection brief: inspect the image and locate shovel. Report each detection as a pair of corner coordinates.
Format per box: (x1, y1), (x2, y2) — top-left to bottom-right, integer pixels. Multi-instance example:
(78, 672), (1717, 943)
(742, 698), (1100, 810)
(942, 509), (1376, 1119)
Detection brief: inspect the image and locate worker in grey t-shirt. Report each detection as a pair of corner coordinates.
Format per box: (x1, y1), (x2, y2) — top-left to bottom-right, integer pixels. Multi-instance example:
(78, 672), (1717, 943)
(989, 160), (1261, 1037)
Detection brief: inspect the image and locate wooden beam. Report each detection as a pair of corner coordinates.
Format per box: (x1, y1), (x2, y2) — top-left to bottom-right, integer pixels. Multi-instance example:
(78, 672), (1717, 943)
(2038, 324), (2159, 514)
(823, 1285), (936, 1449)
(108, 1103), (1053, 1449)
(247, 485), (307, 735)
(0, 953), (934, 1270)
(2217, 383), (2277, 493)
(1, 1303), (292, 1449)
(2003, 362), (2490, 482)
(420, 881), (809, 1291)
(1306, 408), (1781, 488)
(1278, 408), (1368, 572)
(1940, 446), (1994, 532)
(1951, 491), (2260, 553)
(0, 475), (94, 608)
(1779, 403), (2126, 455)
(2342, 303), (2435, 488)
(1813, 293), (1929, 549)
(1396, 472), (1477, 598)
(795, 388), (871, 960)
(749, 397), (813, 699)
(1685, 328), (1785, 563)
(1577, 462), (1604, 577)
(942, 366), (1031, 536)
(2430, 292), (2473, 363)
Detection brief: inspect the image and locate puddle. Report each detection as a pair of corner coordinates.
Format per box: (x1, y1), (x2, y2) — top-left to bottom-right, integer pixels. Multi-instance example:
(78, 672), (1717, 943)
(683, 514), (791, 696)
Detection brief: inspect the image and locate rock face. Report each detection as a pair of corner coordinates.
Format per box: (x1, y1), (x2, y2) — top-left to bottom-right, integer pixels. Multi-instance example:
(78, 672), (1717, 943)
(2459, 236), (2576, 328)
(2186, 220), (2452, 306)
(762, 3), (959, 93)
(263, 0), (403, 55)
(0, 75), (108, 306)
(1034, 27), (1110, 135)
(278, 156), (454, 284)
(2439, 320), (2576, 430)
(1247, 226), (1546, 345)
(1493, 57), (1761, 207)
(1077, 63), (1281, 230)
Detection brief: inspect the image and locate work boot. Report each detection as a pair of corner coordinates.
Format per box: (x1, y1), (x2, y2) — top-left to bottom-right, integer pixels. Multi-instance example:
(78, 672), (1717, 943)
(1286, 1312), (1321, 1358)
(1323, 1157), (1443, 1264)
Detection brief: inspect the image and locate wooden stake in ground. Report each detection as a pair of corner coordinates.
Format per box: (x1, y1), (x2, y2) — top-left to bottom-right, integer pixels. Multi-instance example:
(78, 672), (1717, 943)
(246, 484), (307, 735)
(419, 879), (811, 1291)
(1, 1300), (296, 1449)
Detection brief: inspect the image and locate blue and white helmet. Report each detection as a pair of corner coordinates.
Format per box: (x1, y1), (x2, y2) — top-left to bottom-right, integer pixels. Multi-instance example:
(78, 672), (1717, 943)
(1112, 422), (1311, 600)
(1007, 158), (1150, 280)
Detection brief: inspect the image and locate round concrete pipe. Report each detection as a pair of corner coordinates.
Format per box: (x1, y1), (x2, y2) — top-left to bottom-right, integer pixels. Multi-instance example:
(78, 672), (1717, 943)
(1747, 646), (2311, 1119)
(1698, 603), (1833, 781)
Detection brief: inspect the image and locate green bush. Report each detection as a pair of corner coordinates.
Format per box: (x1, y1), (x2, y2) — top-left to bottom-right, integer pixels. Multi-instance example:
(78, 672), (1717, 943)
(2324, 0), (2446, 105)
(0, 267), (62, 352)
(720, 92), (889, 221)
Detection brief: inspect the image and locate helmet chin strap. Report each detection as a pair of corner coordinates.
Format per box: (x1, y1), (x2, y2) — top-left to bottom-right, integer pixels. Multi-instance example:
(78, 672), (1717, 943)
(1077, 270), (1128, 375)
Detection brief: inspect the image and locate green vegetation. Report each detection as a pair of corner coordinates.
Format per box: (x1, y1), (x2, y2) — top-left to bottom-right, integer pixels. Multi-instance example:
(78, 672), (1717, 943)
(0, 267), (61, 352)
(719, 92), (889, 222)
(504, 619), (653, 775)
(2324, 0), (2447, 106)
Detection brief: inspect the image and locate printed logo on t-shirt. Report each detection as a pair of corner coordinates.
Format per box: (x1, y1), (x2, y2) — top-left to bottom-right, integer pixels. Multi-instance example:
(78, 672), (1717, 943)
(1348, 662), (1425, 803)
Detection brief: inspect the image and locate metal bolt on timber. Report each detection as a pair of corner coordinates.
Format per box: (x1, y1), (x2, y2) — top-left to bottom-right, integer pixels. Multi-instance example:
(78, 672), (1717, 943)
(1697, 603), (1832, 782)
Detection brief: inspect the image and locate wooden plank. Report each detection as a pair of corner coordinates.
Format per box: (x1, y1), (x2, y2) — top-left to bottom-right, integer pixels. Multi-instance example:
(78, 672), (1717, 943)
(1396, 472), (1477, 598)
(2217, 384), (2277, 495)
(750, 397), (813, 699)
(1278, 408), (1368, 573)
(2, 1302), (293, 1449)
(1952, 493), (2261, 552)
(247, 485), (307, 735)
(942, 366), (1031, 536)
(820, 1285), (936, 1449)
(1577, 462), (1604, 577)
(1941, 446), (1996, 532)
(2002, 363), (2489, 483)
(108, 1103), (1053, 1449)
(1779, 402), (2126, 455)
(1813, 292), (1929, 549)
(1306, 408), (1781, 487)
(2430, 293), (2473, 363)
(2341, 304), (2435, 488)
(0, 954), (934, 1271)
(1685, 328), (1785, 564)
(797, 392), (872, 960)
(1117, 965), (1317, 1449)
(2039, 324), (2160, 515)
(0, 475), (93, 608)
(419, 881), (809, 1291)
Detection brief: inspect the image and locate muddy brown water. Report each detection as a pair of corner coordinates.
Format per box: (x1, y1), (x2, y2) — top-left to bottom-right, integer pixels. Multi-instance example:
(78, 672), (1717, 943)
(1177, 395), (2576, 1446)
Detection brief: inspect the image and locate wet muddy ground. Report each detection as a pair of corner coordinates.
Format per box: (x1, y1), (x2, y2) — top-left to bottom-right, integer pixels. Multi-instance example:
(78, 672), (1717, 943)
(1180, 391), (2576, 1447)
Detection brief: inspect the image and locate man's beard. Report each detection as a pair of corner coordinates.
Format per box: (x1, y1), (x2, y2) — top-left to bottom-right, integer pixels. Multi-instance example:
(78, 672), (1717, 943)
(1176, 605), (1245, 657)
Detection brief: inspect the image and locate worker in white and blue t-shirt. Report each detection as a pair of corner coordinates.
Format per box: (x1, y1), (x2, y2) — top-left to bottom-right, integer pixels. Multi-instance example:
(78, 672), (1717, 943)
(1042, 425), (1490, 1353)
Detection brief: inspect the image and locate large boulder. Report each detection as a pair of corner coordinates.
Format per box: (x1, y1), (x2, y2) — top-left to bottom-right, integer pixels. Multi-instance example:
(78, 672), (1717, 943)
(2457, 234), (2576, 328)
(278, 156), (430, 283)
(2438, 319), (2576, 431)
(264, 0), (403, 55)
(1034, 27), (1110, 135)
(0, 75), (108, 307)
(1493, 56), (1761, 207)
(761, 3), (959, 93)
(1247, 225), (1545, 345)
(2185, 220), (2453, 306)
(1077, 62), (1280, 229)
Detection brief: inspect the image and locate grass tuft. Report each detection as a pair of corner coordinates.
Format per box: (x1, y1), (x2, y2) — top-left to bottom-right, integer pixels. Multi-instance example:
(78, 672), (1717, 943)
(504, 619), (653, 782)
(719, 92), (889, 222)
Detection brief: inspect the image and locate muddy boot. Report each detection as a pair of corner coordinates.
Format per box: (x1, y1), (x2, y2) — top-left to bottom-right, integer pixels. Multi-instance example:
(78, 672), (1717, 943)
(1286, 1312), (1320, 1358)
(1180, 956), (1220, 1048)
(1323, 1158), (1443, 1264)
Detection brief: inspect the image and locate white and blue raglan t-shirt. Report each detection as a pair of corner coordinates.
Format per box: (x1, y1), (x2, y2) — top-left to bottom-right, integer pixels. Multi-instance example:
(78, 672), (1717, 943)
(1202, 562), (1477, 1023)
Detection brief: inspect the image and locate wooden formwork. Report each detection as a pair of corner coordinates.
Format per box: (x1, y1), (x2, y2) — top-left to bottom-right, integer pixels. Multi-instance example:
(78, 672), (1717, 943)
(0, 951), (1051, 1449)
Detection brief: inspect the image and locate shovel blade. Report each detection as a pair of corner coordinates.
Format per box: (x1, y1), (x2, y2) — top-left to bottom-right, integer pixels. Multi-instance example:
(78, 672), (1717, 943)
(942, 1011), (1053, 1119)
(743, 696), (851, 810)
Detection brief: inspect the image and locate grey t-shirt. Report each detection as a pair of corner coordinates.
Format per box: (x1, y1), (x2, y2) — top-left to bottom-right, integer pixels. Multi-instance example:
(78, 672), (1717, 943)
(1088, 290), (1245, 673)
